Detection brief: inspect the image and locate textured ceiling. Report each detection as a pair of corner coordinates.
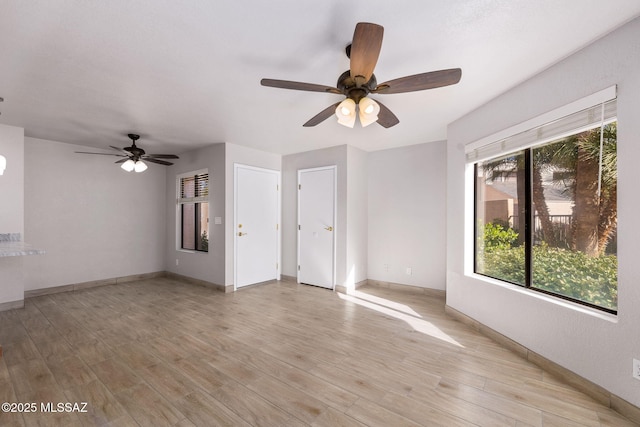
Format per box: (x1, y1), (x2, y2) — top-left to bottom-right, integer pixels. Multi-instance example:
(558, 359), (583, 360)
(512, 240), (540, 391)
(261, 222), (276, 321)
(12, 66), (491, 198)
(1, 1), (639, 155)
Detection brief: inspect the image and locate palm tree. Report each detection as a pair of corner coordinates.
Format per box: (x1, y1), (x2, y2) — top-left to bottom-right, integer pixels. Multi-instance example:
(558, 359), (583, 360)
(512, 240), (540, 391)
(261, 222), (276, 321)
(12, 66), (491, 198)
(531, 145), (560, 247)
(481, 123), (617, 257)
(482, 151), (559, 247)
(544, 123), (617, 256)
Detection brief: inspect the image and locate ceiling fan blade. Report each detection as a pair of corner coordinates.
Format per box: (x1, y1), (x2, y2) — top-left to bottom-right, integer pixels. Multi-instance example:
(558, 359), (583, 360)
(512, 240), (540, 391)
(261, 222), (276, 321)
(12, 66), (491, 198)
(75, 151), (126, 157)
(144, 158), (173, 166)
(261, 79), (342, 94)
(303, 102), (341, 127)
(114, 158), (128, 164)
(143, 154), (180, 159)
(110, 145), (134, 157)
(373, 68), (462, 94)
(375, 100), (400, 128)
(350, 22), (384, 84)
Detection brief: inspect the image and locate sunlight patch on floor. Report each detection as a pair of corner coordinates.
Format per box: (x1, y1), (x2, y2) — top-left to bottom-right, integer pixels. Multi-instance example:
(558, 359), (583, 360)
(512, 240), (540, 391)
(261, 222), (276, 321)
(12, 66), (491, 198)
(348, 289), (423, 317)
(337, 292), (463, 348)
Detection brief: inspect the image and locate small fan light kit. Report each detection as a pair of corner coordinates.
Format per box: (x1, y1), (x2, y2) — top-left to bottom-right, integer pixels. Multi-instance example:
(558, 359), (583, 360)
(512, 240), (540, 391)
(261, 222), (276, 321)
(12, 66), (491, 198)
(261, 22), (462, 128)
(75, 134), (179, 172)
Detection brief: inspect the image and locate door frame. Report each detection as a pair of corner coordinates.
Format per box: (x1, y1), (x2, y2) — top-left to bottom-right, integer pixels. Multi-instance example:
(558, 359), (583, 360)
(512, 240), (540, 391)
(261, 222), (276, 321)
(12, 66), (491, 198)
(234, 163), (281, 291)
(297, 165), (337, 289)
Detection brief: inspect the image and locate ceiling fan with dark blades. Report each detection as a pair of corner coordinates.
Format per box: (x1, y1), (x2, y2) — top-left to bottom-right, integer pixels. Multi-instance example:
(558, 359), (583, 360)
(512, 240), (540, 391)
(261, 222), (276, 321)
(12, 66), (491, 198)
(75, 134), (179, 172)
(261, 22), (462, 128)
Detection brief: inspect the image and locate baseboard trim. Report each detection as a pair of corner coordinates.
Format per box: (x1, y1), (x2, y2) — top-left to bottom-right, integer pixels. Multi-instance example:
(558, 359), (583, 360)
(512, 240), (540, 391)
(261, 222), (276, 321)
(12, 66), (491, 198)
(279, 275), (297, 283)
(444, 304), (640, 424)
(0, 299), (24, 312)
(333, 279), (366, 294)
(24, 271), (166, 298)
(365, 279), (446, 298)
(164, 271), (231, 293)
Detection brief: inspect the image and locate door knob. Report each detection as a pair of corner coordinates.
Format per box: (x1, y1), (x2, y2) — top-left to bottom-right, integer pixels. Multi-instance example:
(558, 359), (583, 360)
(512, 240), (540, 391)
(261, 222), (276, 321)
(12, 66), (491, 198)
(238, 232), (247, 236)
(324, 226), (333, 232)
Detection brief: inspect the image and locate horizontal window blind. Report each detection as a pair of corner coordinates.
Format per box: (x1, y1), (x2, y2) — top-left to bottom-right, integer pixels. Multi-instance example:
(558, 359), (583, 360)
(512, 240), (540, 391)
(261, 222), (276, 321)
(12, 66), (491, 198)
(466, 87), (617, 164)
(178, 172), (209, 204)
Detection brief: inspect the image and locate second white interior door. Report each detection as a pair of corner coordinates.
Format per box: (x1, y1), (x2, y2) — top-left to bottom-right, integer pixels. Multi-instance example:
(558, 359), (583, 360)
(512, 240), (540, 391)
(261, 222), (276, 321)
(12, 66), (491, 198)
(298, 166), (336, 289)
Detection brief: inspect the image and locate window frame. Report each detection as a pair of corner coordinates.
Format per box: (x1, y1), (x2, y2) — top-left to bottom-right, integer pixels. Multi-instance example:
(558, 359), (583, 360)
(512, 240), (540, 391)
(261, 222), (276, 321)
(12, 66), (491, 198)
(176, 169), (209, 254)
(473, 143), (617, 314)
(468, 88), (618, 315)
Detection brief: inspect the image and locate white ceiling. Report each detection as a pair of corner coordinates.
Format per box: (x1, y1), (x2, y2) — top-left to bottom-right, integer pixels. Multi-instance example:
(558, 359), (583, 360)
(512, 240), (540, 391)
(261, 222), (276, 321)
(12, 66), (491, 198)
(1, 1), (639, 156)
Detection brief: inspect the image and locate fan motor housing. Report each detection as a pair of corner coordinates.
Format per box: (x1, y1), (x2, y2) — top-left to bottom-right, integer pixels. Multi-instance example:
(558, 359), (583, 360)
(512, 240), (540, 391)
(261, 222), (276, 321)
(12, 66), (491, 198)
(125, 133), (145, 157)
(337, 70), (377, 103)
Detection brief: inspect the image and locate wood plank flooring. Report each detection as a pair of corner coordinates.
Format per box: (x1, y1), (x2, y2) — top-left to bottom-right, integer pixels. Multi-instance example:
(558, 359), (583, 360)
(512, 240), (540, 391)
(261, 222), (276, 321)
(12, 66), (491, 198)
(0, 277), (636, 426)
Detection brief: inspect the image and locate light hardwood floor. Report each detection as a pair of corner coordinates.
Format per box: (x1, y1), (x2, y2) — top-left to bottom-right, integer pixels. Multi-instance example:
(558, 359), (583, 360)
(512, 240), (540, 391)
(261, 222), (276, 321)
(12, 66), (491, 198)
(0, 277), (636, 426)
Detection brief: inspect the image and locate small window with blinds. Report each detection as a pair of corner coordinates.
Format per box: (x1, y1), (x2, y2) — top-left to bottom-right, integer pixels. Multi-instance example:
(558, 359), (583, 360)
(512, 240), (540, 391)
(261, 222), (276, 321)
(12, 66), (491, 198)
(177, 170), (209, 252)
(471, 88), (618, 314)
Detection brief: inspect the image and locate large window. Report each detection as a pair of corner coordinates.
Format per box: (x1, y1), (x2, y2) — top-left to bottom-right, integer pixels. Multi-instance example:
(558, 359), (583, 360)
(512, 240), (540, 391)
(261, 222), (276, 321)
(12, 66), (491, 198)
(473, 96), (617, 313)
(178, 171), (209, 252)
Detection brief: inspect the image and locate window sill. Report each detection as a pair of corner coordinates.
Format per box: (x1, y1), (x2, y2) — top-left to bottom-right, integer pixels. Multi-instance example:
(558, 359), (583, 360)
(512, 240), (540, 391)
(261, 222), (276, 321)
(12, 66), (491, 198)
(467, 273), (618, 323)
(176, 249), (208, 255)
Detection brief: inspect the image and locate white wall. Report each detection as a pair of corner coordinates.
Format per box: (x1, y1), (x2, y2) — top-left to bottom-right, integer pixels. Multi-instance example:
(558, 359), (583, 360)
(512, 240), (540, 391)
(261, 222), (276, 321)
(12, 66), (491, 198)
(346, 145), (368, 288)
(0, 124), (25, 304)
(23, 137), (166, 290)
(0, 124), (24, 233)
(165, 143), (226, 286)
(368, 142), (447, 289)
(447, 17), (640, 407)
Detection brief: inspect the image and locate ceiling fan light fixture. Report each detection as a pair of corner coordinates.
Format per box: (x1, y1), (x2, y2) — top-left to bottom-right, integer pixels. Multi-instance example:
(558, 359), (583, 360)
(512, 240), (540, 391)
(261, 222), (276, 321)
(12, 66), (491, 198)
(121, 159), (135, 172)
(335, 98), (356, 128)
(358, 97), (380, 127)
(134, 160), (148, 173)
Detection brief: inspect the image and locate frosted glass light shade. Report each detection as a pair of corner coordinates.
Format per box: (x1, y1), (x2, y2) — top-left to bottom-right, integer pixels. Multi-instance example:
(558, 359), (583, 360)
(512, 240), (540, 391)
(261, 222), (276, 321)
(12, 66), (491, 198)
(121, 159), (135, 172)
(358, 97), (380, 127)
(134, 160), (148, 173)
(0, 155), (6, 175)
(335, 98), (356, 128)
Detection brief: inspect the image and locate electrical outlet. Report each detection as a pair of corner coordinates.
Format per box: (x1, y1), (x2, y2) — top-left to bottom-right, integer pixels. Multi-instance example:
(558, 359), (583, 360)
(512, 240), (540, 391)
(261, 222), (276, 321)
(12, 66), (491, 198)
(176, 259), (179, 266)
(633, 359), (640, 380)
(384, 264), (390, 272)
(406, 267), (412, 276)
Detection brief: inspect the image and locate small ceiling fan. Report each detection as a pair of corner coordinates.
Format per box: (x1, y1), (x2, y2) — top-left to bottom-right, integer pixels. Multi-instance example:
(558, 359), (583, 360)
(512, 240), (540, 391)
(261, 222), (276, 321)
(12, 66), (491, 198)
(261, 22), (462, 128)
(75, 134), (179, 172)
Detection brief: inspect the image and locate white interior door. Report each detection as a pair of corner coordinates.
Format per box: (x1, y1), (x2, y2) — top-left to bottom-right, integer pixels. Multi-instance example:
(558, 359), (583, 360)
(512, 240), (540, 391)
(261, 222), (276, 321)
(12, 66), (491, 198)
(235, 164), (280, 289)
(298, 166), (336, 289)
